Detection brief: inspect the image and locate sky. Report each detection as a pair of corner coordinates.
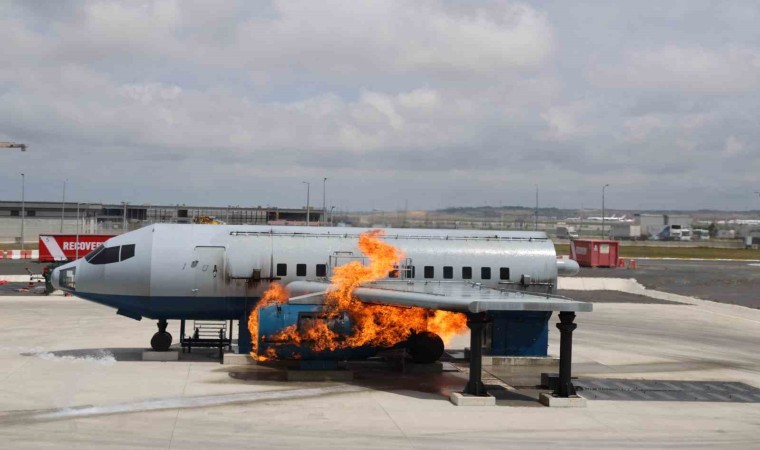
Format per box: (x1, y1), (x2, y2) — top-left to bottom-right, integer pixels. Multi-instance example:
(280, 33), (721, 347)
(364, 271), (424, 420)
(1, 0), (759, 212)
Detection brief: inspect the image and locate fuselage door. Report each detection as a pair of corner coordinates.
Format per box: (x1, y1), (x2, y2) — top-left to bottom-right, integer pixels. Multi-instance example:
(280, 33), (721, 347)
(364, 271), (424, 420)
(192, 246), (225, 297)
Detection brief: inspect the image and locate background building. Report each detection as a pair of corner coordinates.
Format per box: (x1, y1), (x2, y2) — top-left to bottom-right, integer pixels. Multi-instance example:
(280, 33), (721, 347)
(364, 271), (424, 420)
(0, 201), (323, 244)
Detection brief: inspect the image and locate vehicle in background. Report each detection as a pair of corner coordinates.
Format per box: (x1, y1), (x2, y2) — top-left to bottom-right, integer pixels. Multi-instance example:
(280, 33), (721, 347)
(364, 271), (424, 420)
(680, 229), (692, 241)
(38, 234), (113, 262)
(556, 225), (579, 239)
(692, 229), (710, 240)
(717, 229), (736, 239)
(609, 224), (641, 240)
(653, 224), (683, 241)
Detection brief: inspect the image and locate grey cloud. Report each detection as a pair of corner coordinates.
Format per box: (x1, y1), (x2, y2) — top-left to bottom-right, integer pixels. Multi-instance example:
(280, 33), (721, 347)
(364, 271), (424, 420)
(1, 0), (759, 211)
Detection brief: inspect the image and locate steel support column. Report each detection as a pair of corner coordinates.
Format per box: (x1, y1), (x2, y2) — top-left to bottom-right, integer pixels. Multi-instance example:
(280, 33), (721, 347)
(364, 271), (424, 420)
(554, 311), (577, 397)
(464, 312), (489, 396)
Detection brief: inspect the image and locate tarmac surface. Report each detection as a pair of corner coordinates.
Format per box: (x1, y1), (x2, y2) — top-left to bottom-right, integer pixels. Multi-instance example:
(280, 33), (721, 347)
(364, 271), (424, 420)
(578, 259), (760, 309)
(0, 289), (759, 448)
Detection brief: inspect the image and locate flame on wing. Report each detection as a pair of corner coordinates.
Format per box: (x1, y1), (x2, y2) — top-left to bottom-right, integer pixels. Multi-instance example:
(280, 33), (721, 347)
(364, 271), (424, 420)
(249, 230), (467, 359)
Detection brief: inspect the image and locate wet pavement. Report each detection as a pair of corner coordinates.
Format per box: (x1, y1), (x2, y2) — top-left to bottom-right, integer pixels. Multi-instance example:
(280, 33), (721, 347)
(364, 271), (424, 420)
(0, 294), (758, 448)
(577, 259), (760, 309)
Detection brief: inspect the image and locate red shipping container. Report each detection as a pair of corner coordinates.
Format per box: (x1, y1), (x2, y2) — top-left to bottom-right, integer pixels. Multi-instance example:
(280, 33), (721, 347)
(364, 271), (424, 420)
(570, 239), (620, 268)
(39, 234), (114, 262)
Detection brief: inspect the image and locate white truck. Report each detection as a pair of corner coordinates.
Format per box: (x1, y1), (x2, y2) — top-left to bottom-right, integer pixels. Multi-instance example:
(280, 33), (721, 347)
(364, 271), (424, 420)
(654, 224), (683, 241)
(556, 226), (579, 239)
(610, 224), (641, 240)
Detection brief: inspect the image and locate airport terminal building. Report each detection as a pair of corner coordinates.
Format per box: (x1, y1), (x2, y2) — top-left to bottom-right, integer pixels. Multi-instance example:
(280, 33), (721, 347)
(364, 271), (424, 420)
(0, 201), (323, 244)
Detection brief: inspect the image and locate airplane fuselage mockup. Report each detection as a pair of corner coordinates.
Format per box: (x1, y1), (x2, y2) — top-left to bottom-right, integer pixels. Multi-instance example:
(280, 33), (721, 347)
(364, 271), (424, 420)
(52, 224), (580, 351)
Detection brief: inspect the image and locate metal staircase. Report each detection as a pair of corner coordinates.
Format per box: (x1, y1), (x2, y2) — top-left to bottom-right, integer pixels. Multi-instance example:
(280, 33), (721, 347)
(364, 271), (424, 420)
(180, 319), (233, 358)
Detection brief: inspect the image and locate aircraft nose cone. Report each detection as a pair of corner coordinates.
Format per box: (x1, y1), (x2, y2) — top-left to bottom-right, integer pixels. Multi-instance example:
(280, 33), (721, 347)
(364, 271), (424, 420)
(51, 267), (61, 290)
(51, 261), (78, 291)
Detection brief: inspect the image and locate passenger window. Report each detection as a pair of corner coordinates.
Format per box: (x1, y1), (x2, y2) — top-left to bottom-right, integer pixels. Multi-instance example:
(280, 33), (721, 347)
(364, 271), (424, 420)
(121, 244), (136, 261)
(462, 267), (472, 280)
(500, 267), (510, 280)
(389, 265), (400, 278)
(90, 246), (120, 265)
(316, 264), (327, 277)
(409, 266), (416, 278)
(296, 264), (306, 277)
(424, 266), (434, 279)
(276, 263), (287, 276)
(443, 266), (453, 279)
(481, 267), (491, 280)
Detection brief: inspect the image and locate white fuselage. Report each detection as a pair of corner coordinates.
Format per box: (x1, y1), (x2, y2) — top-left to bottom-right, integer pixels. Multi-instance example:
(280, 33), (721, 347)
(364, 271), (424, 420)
(52, 225), (574, 320)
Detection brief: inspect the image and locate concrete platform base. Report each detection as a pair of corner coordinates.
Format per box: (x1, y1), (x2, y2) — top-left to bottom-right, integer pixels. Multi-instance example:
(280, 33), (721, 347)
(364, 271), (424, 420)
(463, 349), (559, 367)
(286, 369), (354, 382)
(539, 393), (587, 408)
(449, 392), (496, 406)
(142, 351), (179, 361)
(223, 353), (255, 365)
(403, 362), (443, 374)
(490, 356), (559, 367)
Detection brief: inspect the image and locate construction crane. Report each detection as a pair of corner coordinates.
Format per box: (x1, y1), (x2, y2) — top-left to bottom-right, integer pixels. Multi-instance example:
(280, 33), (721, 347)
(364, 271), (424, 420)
(1, 141), (27, 151)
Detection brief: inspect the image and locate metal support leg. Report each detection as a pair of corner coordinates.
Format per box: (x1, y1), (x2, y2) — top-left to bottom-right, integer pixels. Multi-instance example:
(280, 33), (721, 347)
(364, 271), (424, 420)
(218, 329), (224, 361)
(180, 320), (186, 353)
(464, 313), (488, 396)
(157, 319), (168, 334)
(229, 320), (234, 351)
(554, 311), (577, 398)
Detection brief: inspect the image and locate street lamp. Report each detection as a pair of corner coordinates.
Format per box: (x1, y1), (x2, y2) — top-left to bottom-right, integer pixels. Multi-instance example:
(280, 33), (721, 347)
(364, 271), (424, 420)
(302, 181), (311, 226)
(602, 184), (610, 239)
(1, 142), (27, 151)
(60, 179), (67, 233)
(75, 202), (89, 259)
(322, 177), (327, 225)
(20, 173), (25, 252)
(121, 202), (129, 232)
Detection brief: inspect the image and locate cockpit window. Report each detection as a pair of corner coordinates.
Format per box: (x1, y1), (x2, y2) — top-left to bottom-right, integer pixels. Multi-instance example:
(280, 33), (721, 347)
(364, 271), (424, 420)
(89, 246), (121, 265)
(85, 245), (105, 262)
(121, 244), (135, 261)
(85, 244), (136, 265)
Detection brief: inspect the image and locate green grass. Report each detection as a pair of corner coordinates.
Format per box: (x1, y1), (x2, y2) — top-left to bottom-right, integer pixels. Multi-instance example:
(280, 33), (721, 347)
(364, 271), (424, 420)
(555, 244), (760, 260)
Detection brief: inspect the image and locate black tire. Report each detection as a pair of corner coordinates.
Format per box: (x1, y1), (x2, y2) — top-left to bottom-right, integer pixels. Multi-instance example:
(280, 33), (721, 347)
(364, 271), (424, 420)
(407, 331), (444, 364)
(151, 332), (172, 352)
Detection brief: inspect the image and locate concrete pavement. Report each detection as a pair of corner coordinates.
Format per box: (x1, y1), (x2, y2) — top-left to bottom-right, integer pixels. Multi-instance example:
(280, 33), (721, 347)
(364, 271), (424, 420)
(0, 292), (758, 448)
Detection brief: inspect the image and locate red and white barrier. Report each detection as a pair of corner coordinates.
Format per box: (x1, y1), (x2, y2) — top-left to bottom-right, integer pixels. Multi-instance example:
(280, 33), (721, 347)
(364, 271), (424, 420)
(0, 250), (39, 260)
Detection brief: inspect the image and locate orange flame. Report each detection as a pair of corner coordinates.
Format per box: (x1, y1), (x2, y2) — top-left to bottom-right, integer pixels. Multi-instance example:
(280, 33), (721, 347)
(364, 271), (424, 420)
(249, 230), (468, 358)
(247, 282), (289, 360)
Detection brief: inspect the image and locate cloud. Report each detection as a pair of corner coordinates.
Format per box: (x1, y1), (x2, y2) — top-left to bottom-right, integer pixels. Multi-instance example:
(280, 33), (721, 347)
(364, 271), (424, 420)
(588, 46), (760, 95)
(0, 0), (759, 211)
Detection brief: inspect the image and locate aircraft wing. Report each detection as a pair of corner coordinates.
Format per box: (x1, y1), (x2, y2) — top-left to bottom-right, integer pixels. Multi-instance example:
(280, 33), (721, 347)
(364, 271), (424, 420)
(286, 280), (592, 313)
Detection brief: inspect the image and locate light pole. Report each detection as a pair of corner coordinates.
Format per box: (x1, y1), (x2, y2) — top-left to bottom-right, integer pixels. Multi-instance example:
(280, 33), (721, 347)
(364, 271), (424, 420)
(322, 177), (327, 226)
(534, 185), (539, 231)
(121, 202), (129, 232)
(602, 184), (610, 239)
(60, 179), (67, 233)
(75, 202), (89, 259)
(302, 181), (310, 226)
(20, 173), (25, 251)
(1, 142), (27, 151)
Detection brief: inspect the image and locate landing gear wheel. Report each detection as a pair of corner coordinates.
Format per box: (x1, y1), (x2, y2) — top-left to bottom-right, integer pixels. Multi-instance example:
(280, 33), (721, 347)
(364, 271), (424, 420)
(407, 331), (444, 364)
(151, 332), (172, 352)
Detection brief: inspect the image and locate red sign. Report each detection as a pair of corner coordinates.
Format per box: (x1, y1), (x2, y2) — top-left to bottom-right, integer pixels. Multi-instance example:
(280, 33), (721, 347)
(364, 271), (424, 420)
(38, 234), (114, 262)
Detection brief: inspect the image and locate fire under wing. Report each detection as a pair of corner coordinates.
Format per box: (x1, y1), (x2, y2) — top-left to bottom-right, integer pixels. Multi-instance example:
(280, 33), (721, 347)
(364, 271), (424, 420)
(287, 280), (592, 313)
